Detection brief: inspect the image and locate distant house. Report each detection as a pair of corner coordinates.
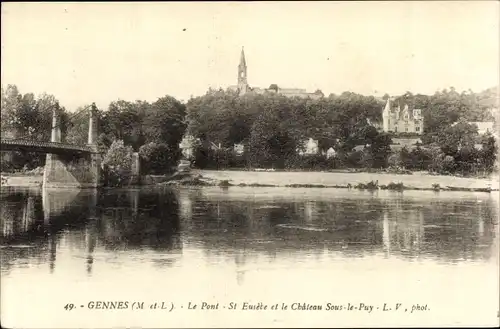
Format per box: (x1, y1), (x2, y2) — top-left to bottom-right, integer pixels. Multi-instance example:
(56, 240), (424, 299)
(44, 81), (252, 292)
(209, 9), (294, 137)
(179, 135), (198, 159)
(353, 145), (367, 152)
(468, 121), (495, 135)
(234, 143), (245, 155)
(325, 147), (337, 159)
(298, 138), (319, 155)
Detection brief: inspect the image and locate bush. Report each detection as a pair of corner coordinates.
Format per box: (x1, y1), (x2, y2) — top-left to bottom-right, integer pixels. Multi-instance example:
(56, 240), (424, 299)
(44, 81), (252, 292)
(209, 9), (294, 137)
(102, 140), (134, 187)
(442, 155), (456, 173)
(218, 179), (232, 187)
(360, 149), (374, 168)
(399, 147), (412, 169)
(346, 150), (364, 168)
(192, 144), (246, 170)
(284, 154), (331, 170)
(409, 147), (432, 170)
(427, 145), (446, 173)
(387, 153), (402, 168)
(479, 134), (497, 173)
(355, 180), (379, 190)
(139, 142), (179, 175)
(386, 167), (412, 175)
(0, 151), (45, 172)
(386, 182), (404, 191)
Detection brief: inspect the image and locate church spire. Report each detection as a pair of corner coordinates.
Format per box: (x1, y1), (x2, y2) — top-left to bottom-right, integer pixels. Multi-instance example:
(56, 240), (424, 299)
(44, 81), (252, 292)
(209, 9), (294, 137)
(237, 46), (248, 95)
(239, 46), (246, 68)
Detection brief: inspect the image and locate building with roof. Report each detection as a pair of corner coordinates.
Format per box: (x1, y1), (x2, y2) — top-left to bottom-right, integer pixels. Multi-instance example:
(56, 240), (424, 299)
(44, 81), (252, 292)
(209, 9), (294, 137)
(228, 47), (323, 100)
(468, 121), (495, 135)
(381, 98), (424, 135)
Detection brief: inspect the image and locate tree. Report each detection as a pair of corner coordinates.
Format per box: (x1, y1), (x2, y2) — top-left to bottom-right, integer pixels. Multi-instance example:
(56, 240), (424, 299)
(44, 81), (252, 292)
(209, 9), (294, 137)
(420, 87), (495, 139)
(436, 120), (478, 156)
(314, 89), (324, 97)
(102, 140), (134, 186)
(186, 89), (252, 147)
(143, 96), (187, 148)
(426, 144), (446, 173)
(139, 142), (179, 175)
(105, 100), (146, 150)
(454, 146), (479, 175)
(64, 105), (91, 146)
(360, 148), (374, 168)
(269, 84), (279, 92)
(399, 146), (412, 169)
(370, 132), (392, 168)
(479, 133), (497, 173)
(1, 84), (22, 138)
(249, 106), (299, 168)
(409, 146), (431, 171)
(0, 85), (68, 170)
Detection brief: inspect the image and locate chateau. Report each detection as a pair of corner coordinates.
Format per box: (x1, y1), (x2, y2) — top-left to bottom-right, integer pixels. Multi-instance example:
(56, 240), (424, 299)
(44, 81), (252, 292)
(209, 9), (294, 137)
(381, 98), (424, 135)
(228, 47), (323, 100)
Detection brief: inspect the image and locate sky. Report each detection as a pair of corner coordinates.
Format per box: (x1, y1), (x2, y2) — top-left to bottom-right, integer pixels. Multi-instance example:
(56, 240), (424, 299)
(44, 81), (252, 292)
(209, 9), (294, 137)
(1, 1), (499, 111)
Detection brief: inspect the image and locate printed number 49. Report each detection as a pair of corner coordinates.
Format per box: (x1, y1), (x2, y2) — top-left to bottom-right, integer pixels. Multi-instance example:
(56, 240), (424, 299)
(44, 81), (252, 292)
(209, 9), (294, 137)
(64, 303), (75, 311)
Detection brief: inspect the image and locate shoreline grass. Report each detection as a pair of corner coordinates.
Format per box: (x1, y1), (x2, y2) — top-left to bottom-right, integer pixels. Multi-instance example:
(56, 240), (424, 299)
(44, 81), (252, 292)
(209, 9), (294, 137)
(161, 175), (495, 193)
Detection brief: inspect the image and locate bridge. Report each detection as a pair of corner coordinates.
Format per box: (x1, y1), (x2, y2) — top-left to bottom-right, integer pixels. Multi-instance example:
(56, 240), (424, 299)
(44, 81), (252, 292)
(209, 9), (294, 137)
(1, 103), (102, 188)
(0, 139), (94, 155)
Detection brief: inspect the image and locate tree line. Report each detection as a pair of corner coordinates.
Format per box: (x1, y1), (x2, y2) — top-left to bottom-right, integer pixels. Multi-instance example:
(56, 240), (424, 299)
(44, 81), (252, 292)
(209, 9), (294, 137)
(1, 84), (497, 181)
(1, 84), (186, 184)
(186, 87), (497, 176)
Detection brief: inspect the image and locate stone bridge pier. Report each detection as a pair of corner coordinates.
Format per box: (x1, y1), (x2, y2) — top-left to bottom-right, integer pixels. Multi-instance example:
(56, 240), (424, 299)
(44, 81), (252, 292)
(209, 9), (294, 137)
(43, 103), (102, 189)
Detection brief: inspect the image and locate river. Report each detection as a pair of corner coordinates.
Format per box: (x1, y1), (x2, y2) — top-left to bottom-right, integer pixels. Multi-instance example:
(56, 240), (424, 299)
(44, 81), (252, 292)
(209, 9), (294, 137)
(1, 186), (499, 327)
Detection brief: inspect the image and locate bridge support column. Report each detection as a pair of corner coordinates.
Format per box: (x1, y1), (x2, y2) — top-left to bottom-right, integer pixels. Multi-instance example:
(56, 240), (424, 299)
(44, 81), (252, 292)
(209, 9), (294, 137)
(51, 103), (62, 143)
(87, 103), (102, 188)
(43, 105), (63, 188)
(42, 103), (102, 188)
(88, 103), (98, 145)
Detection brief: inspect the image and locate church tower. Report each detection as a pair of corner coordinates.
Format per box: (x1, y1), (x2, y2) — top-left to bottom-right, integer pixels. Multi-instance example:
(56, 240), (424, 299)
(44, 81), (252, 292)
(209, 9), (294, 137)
(237, 47), (248, 95)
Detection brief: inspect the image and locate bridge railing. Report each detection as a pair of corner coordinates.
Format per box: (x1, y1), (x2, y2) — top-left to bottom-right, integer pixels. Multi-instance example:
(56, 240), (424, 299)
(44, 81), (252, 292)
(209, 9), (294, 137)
(0, 138), (94, 153)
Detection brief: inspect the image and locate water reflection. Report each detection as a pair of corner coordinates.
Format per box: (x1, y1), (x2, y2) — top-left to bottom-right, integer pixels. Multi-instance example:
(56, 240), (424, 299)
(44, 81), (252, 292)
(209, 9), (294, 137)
(1, 187), (182, 276)
(1, 187), (498, 281)
(176, 189), (497, 267)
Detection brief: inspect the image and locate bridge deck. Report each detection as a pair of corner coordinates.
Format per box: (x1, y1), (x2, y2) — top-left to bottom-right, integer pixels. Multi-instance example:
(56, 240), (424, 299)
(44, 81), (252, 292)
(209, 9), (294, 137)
(0, 139), (94, 155)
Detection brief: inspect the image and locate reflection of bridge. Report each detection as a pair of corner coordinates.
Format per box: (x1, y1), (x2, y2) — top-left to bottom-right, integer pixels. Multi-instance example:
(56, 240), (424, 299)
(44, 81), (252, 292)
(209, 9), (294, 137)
(0, 188), (98, 274)
(0, 103), (101, 188)
(1, 189), (95, 241)
(1, 188), (182, 275)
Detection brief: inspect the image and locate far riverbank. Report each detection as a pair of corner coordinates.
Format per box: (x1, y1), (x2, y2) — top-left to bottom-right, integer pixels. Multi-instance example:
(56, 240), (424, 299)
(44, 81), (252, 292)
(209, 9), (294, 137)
(2, 169), (498, 192)
(194, 169), (499, 192)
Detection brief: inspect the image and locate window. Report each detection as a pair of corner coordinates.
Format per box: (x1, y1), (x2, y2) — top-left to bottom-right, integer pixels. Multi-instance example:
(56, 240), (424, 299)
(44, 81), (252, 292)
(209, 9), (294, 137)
(416, 126), (420, 132)
(405, 127), (408, 132)
(395, 127), (398, 132)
